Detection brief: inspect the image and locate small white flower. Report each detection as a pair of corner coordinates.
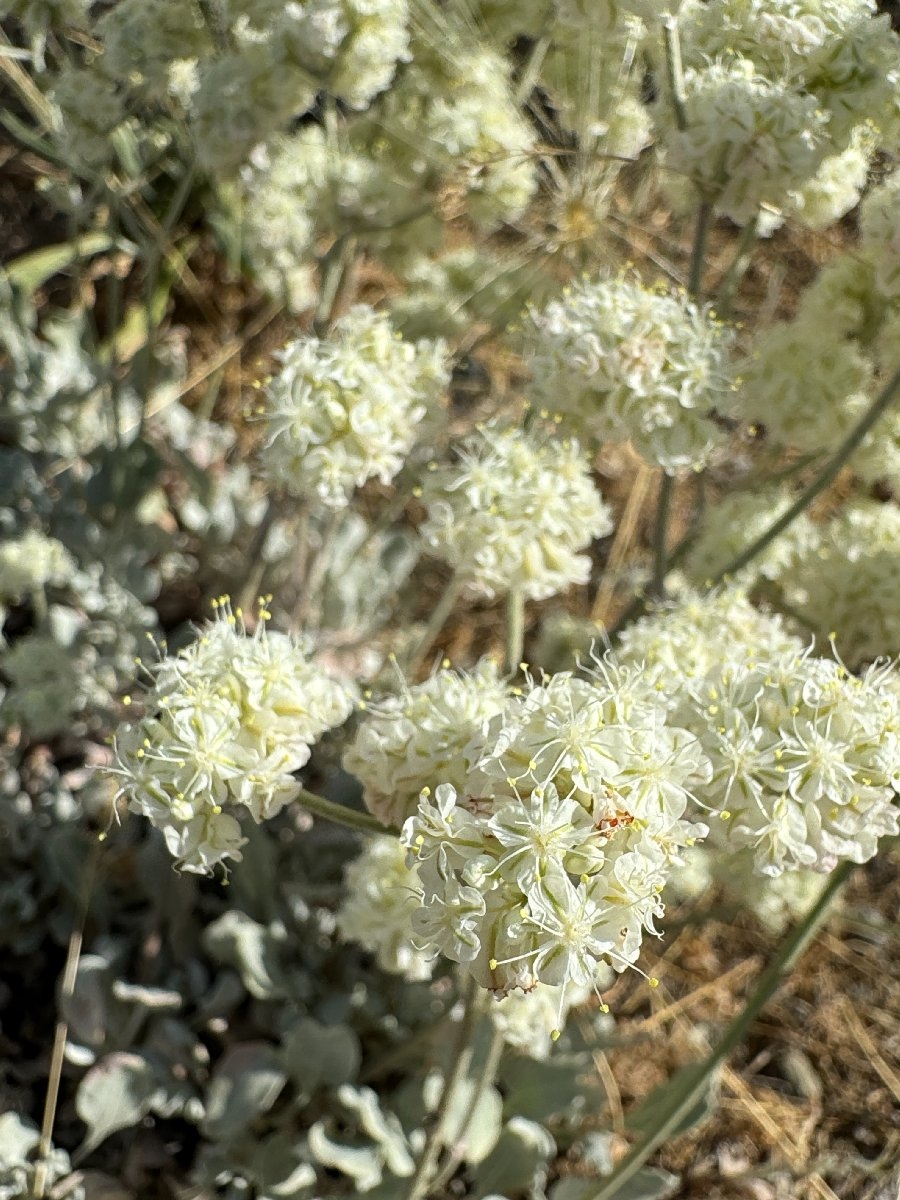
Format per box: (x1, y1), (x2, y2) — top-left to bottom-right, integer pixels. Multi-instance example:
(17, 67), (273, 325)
(262, 305), (448, 509)
(111, 599), (355, 872)
(0, 530), (76, 601)
(420, 423), (613, 600)
(344, 659), (508, 826)
(524, 275), (735, 472)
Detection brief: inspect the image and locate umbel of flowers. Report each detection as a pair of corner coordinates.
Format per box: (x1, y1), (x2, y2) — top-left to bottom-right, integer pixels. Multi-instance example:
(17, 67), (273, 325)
(111, 598), (355, 872)
(262, 305), (449, 509)
(523, 274), (735, 473)
(419, 422), (613, 600)
(618, 589), (900, 877)
(349, 658), (714, 1019)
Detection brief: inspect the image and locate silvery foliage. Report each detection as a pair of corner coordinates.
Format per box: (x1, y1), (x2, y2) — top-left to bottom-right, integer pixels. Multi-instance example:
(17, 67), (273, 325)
(4, 0), (900, 1195)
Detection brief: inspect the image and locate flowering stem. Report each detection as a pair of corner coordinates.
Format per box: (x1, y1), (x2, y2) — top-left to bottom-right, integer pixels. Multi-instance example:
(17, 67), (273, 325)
(506, 587), (525, 673)
(715, 213), (759, 317)
(582, 859), (854, 1200)
(405, 572), (466, 676)
(662, 15), (688, 132)
(711, 361), (900, 585)
(688, 199), (714, 299)
(428, 1024), (505, 1193)
(650, 471), (675, 599)
(34, 836), (103, 1197)
(296, 787), (396, 837)
(313, 235), (359, 337)
(404, 976), (484, 1200)
(239, 496), (282, 614)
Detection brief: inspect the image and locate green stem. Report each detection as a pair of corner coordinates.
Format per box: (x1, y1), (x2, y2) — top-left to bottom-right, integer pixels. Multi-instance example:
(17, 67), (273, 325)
(313, 236), (358, 337)
(505, 587), (525, 674)
(715, 213), (759, 318)
(650, 472), (675, 600)
(711, 363), (900, 586)
(662, 16), (688, 132)
(296, 787), (395, 837)
(582, 859), (853, 1200)
(405, 572), (466, 676)
(404, 976), (484, 1200)
(429, 1024), (505, 1194)
(688, 199), (713, 299)
(238, 496), (282, 614)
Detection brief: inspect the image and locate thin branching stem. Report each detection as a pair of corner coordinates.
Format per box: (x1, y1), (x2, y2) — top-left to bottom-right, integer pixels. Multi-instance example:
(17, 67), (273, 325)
(506, 587), (525, 674)
(711, 362), (900, 585)
(33, 837), (103, 1198)
(650, 472), (675, 600)
(581, 859), (854, 1200)
(403, 976), (484, 1200)
(715, 213), (759, 318)
(662, 16), (688, 132)
(404, 572), (466, 676)
(688, 199), (714, 299)
(296, 787), (396, 837)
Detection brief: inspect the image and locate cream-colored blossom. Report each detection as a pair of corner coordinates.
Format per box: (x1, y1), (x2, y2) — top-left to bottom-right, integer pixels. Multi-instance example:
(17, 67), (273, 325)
(262, 305), (448, 508)
(420, 423), (613, 600)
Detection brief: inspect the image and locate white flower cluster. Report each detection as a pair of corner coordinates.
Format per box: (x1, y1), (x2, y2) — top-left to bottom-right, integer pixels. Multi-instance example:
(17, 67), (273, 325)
(861, 168), (900, 301)
(781, 127), (875, 231)
(397, 661), (711, 1011)
(737, 317), (874, 456)
(524, 275), (735, 472)
(0, 529), (76, 602)
(681, 488), (816, 588)
(616, 586), (801, 686)
(677, 0), (900, 150)
(657, 58), (826, 228)
(373, 36), (537, 229)
(336, 834), (600, 1049)
(419, 423), (613, 601)
(278, 0), (411, 111)
(111, 599), (355, 872)
(84, 0), (411, 175)
(262, 306), (448, 509)
(619, 589), (900, 875)
(344, 659), (508, 826)
(1, 635), (85, 739)
(655, 1), (900, 229)
(685, 648), (900, 875)
(788, 501), (900, 667)
(190, 44), (317, 177)
(337, 835), (433, 981)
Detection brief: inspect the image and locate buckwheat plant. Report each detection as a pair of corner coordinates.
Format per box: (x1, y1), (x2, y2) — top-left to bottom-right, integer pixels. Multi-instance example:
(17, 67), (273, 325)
(620, 590), (900, 877)
(344, 659), (509, 826)
(261, 306), (449, 509)
(400, 660), (712, 1022)
(788, 500), (900, 667)
(523, 275), (735, 472)
(680, 488), (816, 589)
(419, 423), (613, 600)
(111, 599), (355, 872)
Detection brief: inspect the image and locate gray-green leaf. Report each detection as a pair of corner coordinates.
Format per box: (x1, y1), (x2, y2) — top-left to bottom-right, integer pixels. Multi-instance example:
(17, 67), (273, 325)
(201, 1042), (287, 1141)
(75, 1052), (158, 1155)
